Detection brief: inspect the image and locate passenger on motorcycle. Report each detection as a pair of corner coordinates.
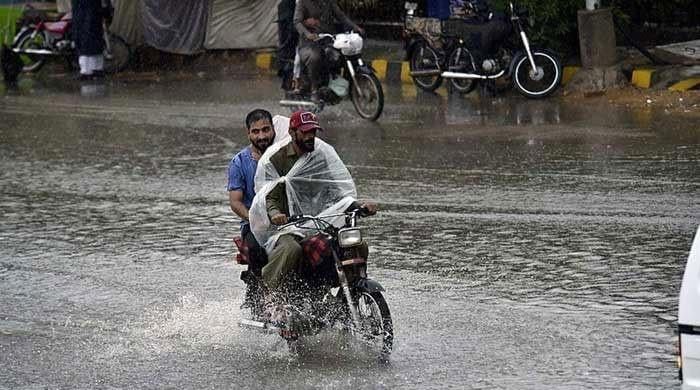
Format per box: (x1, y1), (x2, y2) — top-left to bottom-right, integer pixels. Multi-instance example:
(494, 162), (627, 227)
(248, 111), (377, 303)
(293, 0), (364, 103)
(228, 109), (282, 316)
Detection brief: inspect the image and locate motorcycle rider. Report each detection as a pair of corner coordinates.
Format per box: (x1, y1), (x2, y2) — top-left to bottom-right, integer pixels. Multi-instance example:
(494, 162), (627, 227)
(228, 109), (277, 315)
(450, 0), (512, 64)
(253, 111), (377, 296)
(293, 0), (364, 103)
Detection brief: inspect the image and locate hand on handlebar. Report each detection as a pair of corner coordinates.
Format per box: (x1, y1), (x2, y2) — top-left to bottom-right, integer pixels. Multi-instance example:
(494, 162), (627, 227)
(359, 202), (378, 216)
(271, 213), (288, 225)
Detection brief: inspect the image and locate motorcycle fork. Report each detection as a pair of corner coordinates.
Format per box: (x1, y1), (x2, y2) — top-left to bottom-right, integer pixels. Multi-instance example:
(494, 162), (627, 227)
(517, 22), (537, 72)
(345, 59), (364, 96)
(332, 246), (361, 329)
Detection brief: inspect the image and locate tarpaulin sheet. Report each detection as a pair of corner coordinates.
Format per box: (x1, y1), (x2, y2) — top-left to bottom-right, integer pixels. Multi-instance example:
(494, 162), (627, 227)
(204, 0), (277, 50)
(110, 0), (144, 46)
(141, 0), (208, 54)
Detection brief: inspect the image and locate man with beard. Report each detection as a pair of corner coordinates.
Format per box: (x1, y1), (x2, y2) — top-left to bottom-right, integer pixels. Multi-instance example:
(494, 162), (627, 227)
(262, 110), (376, 292)
(228, 109), (276, 314)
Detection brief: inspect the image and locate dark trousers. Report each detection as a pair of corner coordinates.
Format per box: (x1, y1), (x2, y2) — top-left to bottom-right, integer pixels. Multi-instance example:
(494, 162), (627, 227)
(298, 42), (325, 91)
(242, 224), (267, 276)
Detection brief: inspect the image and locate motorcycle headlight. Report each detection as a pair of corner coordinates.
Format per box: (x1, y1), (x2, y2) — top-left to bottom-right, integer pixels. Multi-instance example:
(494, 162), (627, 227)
(338, 227), (362, 247)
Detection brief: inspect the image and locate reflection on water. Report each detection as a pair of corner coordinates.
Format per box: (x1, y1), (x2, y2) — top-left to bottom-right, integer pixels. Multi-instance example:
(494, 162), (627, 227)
(0, 79), (697, 389)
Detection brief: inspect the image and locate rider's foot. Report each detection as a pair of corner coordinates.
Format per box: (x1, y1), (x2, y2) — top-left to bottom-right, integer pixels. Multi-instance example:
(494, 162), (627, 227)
(240, 271), (266, 319)
(262, 296), (288, 325)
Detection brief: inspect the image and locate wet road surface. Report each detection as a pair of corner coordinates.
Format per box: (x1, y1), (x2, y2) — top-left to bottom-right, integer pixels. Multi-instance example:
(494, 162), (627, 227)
(1, 73), (699, 389)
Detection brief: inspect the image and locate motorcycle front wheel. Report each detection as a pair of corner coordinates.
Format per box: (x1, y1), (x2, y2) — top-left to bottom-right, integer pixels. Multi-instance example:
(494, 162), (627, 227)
(355, 291), (393, 358)
(103, 33), (131, 74)
(350, 72), (384, 121)
(409, 42), (442, 92)
(512, 50), (562, 99)
(13, 29), (48, 73)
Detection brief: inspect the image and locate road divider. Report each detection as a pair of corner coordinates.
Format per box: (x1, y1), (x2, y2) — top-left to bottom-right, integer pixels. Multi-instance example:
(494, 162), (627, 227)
(255, 50), (698, 92)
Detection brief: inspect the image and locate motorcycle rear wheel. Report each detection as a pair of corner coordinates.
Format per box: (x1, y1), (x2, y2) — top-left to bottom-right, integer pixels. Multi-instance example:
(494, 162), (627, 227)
(409, 42), (442, 92)
(350, 72), (384, 121)
(14, 29), (48, 73)
(512, 50), (562, 99)
(356, 291), (393, 358)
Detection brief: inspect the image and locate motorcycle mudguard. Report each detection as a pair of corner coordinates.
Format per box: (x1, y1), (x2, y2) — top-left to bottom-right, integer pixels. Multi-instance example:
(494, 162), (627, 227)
(357, 64), (375, 75)
(11, 27), (30, 46)
(507, 48), (558, 78)
(353, 278), (385, 293)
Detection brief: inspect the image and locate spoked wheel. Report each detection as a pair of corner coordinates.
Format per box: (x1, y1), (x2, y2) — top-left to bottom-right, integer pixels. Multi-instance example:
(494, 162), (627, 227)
(13, 29), (48, 73)
(512, 50), (562, 99)
(409, 42), (442, 92)
(447, 45), (477, 94)
(350, 72), (384, 121)
(355, 292), (393, 358)
(103, 33), (132, 74)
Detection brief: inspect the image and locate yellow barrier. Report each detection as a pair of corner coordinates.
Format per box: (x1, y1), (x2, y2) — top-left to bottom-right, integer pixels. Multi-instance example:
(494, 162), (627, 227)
(631, 69), (655, 89)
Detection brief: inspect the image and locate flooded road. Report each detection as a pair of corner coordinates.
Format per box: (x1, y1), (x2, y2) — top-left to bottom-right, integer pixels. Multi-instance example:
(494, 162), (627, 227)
(1, 74), (698, 389)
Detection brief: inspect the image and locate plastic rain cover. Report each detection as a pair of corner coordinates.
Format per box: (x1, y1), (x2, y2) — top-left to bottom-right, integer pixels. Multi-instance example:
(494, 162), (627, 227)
(249, 124), (357, 253)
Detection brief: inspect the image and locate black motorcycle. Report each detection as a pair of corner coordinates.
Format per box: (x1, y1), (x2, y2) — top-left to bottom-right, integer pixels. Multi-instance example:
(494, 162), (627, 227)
(408, 2), (562, 98)
(279, 33), (384, 121)
(240, 207), (393, 358)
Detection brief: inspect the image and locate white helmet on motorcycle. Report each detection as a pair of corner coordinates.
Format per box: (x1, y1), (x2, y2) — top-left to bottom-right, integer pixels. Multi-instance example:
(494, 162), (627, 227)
(333, 32), (363, 56)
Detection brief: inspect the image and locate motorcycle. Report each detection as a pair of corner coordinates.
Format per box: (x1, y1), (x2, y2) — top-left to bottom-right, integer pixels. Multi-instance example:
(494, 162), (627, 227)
(280, 32), (384, 121)
(239, 207), (393, 358)
(408, 2), (562, 98)
(403, 1), (477, 94)
(11, 9), (131, 74)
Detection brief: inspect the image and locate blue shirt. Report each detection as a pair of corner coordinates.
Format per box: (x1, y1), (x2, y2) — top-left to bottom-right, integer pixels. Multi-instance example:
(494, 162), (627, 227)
(227, 146), (258, 227)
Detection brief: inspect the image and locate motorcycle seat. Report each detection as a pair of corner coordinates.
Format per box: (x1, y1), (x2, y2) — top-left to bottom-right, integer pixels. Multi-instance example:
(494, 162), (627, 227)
(44, 20), (70, 34)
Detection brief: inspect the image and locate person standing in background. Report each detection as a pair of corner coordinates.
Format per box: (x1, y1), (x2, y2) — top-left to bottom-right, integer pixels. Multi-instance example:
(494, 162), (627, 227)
(71, 0), (112, 80)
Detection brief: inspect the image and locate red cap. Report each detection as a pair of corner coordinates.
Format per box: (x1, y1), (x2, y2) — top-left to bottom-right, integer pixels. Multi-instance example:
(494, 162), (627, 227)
(289, 111), (322, 133)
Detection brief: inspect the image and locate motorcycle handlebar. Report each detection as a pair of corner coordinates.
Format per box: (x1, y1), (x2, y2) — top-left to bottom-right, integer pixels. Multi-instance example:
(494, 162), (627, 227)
(278, 207), (374, 229)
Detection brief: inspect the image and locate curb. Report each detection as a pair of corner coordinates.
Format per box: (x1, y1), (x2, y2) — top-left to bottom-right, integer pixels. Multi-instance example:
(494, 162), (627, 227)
(255, 51), (700, 92)
(631, 69), (655, 89)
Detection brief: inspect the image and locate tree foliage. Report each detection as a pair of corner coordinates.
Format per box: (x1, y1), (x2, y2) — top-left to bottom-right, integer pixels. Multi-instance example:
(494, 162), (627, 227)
(489, 0), (699, 56)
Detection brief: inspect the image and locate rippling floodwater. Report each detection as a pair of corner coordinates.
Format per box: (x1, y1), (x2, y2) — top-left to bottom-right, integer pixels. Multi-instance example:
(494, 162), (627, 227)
(1, 76), (698, 389)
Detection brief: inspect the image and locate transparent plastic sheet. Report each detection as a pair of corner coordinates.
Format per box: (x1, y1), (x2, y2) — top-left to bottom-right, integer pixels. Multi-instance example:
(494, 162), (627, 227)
(249, 121), (357, 253)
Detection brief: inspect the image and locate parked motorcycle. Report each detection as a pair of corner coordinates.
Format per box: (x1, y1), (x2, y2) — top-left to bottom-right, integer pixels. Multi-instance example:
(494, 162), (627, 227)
(280, 32), (384, 121)
(11, 10), (131, 74)
(407, 2), (562, 98)
(239, 207), (393, 358)
(403, 1), (477, 94)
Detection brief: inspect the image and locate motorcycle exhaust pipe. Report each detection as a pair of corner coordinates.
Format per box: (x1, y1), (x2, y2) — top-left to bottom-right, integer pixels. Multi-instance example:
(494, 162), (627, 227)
(409, 69), (441, 77)
(279, 100), (317, 107)
(441, 70), (506, 80)
(12, 48), (56, 56)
